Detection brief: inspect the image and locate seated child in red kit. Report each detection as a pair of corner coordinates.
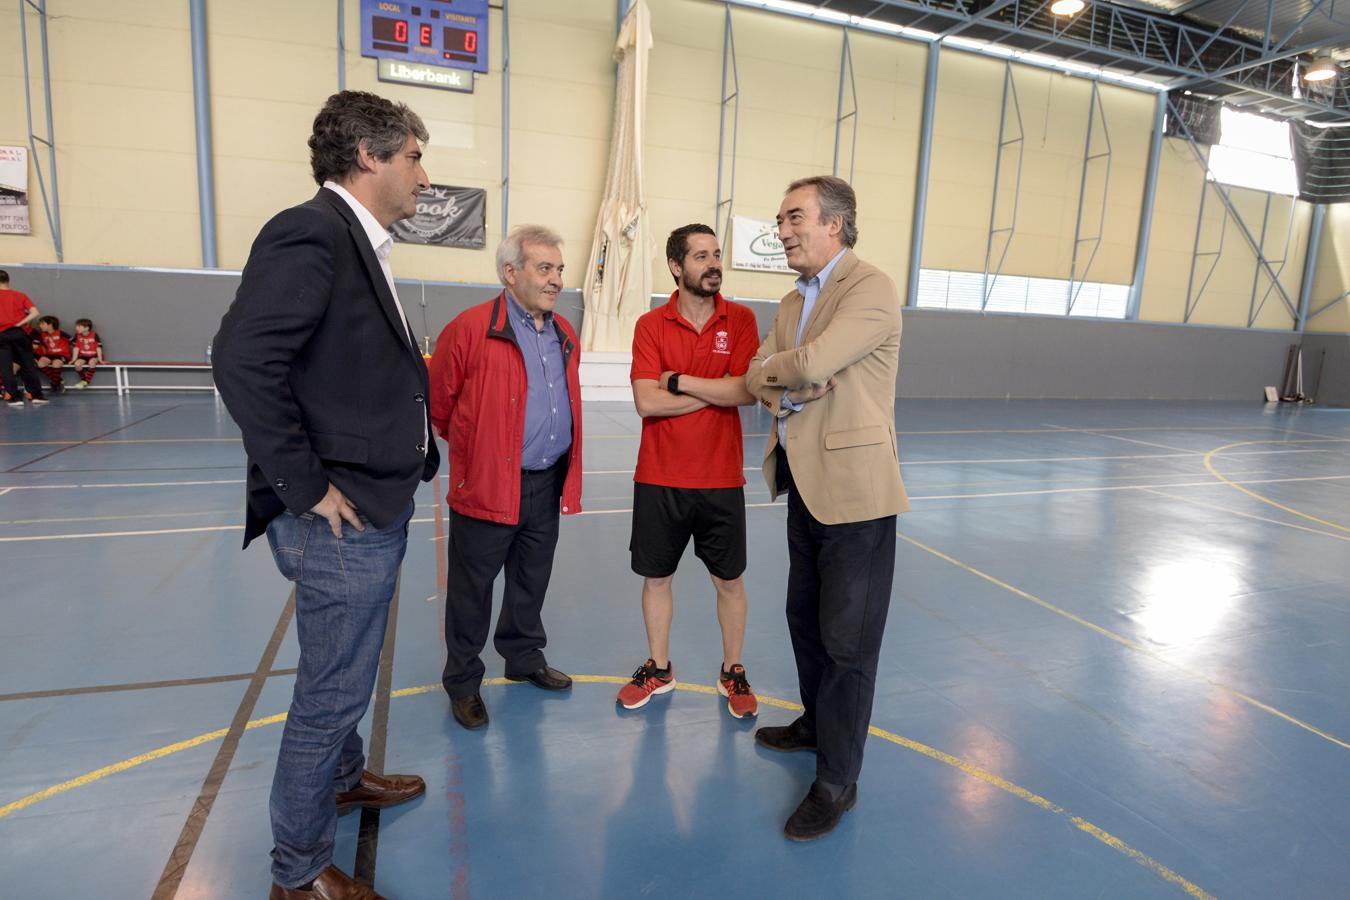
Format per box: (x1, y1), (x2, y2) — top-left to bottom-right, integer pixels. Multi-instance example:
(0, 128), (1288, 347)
(70, 318), (105, 389)
(35, 315), (73, 393)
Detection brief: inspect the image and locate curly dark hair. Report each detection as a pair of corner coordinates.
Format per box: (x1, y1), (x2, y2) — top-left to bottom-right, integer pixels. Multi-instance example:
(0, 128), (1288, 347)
(308, 91), (429, 186)
(665, 223), (717, 283)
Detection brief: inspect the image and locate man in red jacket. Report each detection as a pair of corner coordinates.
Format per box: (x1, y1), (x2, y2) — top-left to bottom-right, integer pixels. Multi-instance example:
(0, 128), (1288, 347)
(429, 224), (583, 730)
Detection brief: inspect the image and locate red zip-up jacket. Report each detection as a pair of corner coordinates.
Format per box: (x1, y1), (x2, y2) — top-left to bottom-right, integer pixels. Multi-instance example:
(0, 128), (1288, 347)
(429, 293), (583, 524)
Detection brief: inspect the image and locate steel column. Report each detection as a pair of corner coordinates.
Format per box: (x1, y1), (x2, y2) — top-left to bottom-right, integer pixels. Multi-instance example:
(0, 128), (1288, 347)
(1296, 204), (1325, 332)
(832, 29), (858, 182)
(1126, 92), (1165, 320)
(501, 0), (511, 238)
(714, 4), (740, 240)
(19, 0), (63, 262)
(189, 0), (218, 268)
(906, 41), (940, 308)
(337, 0), (346, 91)
(1067, 81), (1112, 315)
(982, 63), (1024, 309)
(1246, 194), (1272, 327)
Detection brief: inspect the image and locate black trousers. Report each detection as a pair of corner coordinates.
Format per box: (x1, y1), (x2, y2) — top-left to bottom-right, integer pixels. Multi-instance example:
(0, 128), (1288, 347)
(0, 327), (46, 400)
(441, 458), (566, 699)
(778, 452), (897, 787)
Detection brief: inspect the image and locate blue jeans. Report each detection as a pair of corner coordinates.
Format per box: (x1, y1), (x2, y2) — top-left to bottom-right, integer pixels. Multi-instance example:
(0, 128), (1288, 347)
(265, 501), (413, 887)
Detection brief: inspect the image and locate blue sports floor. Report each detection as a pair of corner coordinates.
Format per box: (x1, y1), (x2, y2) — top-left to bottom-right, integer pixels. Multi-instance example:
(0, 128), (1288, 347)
(1, 394), (1348, 898)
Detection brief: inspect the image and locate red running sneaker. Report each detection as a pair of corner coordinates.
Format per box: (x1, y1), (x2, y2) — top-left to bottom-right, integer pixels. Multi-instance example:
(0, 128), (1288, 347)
(616, 659), (676, 710)
(718, 664), (758, 718)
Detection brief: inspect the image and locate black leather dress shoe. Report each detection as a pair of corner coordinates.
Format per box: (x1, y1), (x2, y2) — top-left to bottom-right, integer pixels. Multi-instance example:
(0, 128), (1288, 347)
(506, 665), (572, 691)
(451, 693), (489, 729)
(754, 716), (817, 753)
(784, 780), (857, 841)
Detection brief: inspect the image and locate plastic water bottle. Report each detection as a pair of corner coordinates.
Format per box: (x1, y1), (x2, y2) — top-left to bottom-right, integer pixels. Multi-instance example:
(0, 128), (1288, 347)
(206, 342), (213, 364)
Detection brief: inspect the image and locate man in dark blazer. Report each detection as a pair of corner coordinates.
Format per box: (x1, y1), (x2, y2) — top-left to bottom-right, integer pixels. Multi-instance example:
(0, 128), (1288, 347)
(212, 91), (439, 900)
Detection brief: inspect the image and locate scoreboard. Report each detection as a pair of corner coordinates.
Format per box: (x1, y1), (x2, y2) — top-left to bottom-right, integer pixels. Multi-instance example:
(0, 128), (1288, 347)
(360, 0), (489, 74)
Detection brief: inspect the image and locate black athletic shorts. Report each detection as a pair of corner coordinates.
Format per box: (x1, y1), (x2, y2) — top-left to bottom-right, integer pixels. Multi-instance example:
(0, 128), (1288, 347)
(629, 483), (747, 581)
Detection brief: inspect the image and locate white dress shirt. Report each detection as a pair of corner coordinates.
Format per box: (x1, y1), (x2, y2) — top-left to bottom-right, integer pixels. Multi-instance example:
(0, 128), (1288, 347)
(323, 180), (426, 455)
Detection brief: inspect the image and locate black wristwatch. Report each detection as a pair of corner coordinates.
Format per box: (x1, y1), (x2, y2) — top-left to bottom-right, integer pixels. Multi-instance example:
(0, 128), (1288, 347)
(668, 373), (682, 395)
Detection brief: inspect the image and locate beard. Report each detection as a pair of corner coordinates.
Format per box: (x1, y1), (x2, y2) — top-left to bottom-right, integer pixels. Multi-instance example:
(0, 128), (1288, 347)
(682, 269), (722, 299)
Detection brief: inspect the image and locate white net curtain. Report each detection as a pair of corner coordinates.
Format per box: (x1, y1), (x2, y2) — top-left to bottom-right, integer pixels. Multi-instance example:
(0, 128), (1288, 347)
(580, 0), (653, 352)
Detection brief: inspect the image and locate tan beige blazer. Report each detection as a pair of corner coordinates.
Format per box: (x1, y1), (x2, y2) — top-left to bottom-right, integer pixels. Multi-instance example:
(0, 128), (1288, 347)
(746, 249), (909, 525)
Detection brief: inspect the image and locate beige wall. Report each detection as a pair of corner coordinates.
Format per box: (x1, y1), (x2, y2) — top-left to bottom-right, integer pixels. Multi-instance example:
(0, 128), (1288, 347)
(0, 0), (198, 267)
(1138, 137), (1310, 330)
(923, 52), (1153, 286)
(0, 0), (1343, 335)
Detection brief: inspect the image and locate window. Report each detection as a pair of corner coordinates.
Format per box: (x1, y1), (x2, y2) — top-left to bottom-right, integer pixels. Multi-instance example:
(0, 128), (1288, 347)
(916, 268), (1128, 318)
(1206, 107), (1298, 196)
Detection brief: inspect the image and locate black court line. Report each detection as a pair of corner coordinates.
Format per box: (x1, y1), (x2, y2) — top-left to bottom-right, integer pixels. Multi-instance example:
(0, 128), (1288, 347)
(5, 405), (184, 473)
(151, 589), (296, 900)
(0, 668), (298, 703)
(354, 577), (402, 889)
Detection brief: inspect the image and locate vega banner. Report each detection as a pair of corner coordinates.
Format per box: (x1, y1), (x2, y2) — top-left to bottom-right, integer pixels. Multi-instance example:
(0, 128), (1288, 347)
(729, 214), (791, 273)
(0, 146), (31, 235)
(390, 184), (486, 248)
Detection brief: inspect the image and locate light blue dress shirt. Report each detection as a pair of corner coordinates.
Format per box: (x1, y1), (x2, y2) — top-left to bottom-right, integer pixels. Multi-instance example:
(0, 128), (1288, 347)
(505, 292), (573, 470)
(777, 247), (849, 448)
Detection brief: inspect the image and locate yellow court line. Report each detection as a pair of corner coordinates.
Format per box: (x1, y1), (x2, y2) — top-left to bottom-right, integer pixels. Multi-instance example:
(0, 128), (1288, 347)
(1203, 439), (1350, 535)
(0, 678), (1213, 899)
(896, 532), (1350, 751)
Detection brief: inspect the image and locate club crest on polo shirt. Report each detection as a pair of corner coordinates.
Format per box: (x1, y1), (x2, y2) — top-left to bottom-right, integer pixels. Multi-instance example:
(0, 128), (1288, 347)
(713, 330), (730, 355)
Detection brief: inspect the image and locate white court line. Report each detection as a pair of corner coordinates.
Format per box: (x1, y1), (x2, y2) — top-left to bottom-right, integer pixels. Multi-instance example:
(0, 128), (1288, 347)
(4, 445), (1344, 494)
(0, 478), (246, 491)
(1137, 487), (1350, 543)
(8, 475), (1350, 543)
(901, 448), (1336, 466)
(910, 472), (1350, 502)
(1043, 423), (1195, 454)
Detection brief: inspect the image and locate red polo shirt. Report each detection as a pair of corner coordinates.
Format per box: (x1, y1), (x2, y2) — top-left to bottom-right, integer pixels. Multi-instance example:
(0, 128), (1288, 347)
(0, 290), (36, 331)
(630, 292), (759, 489)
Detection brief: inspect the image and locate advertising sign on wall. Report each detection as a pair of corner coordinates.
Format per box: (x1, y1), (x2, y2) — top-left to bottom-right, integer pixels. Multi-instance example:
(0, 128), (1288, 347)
(390, 184), (487, 249)
(0, 146), (30, 235)
(729, 214), (791, 273)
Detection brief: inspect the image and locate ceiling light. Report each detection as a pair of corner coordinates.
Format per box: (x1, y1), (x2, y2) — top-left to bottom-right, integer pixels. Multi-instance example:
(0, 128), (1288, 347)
(1304, 57), (1338, 82)
(1050, 0), (1086, 16)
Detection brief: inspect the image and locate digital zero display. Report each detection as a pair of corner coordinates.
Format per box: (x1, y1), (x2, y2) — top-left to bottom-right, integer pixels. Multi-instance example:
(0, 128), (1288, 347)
(360, 0), (488, 74)
(371, 16), (409, 53)
(443, 27), (477, 63)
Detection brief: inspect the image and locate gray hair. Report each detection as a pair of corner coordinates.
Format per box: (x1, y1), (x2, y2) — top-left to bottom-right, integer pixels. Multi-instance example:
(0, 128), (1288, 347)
(308, 91), (429, 186)
(497, 225), (564, 282)
(787, 175), (858, 248)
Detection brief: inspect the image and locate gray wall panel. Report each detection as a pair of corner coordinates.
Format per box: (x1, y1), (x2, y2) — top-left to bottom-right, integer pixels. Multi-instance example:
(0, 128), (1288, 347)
(2, 264), (1332, 401)
(1301, 333), (1350, 407)
(2, 263), (582, 361)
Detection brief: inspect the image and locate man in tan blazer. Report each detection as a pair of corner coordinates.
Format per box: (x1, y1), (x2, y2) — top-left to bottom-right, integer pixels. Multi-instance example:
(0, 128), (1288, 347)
(746, 175), (909, 841)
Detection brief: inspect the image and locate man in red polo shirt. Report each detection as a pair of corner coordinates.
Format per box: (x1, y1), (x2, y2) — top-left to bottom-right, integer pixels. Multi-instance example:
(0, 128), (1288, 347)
(0, 270), (50, 408)
(617, 224), (761, 717)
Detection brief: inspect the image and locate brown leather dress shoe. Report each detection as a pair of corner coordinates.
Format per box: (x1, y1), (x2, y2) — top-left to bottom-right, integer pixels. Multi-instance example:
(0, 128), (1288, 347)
(269, 864), (384, 899)
(451, 693), (489, 729)
(336, 770), (427, 815)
